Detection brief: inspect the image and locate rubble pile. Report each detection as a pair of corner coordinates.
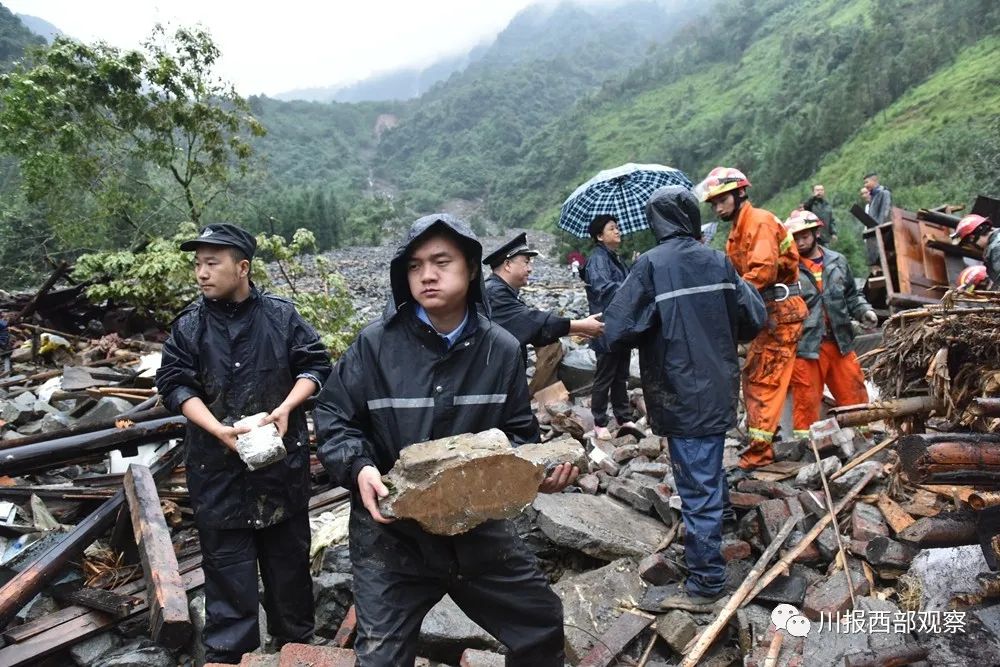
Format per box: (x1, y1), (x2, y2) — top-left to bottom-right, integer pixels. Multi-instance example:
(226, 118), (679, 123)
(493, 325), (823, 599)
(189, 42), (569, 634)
(868, 295), (1000, 429)
(1, 229), (999, 666)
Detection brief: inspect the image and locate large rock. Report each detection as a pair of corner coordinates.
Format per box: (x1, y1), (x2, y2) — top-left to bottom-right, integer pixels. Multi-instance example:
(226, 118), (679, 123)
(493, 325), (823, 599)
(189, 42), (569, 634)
(804, 597), (927, 667)
(903, 545), (991, 610)
(553, 558), (646, 663)
(313, 572), (354, 639)
(70, 631), (122, 666)
(79, 397), (135, 425)
(418, 594), (500, 664)
(514, 437), (587, 472)
(558, 348), (596, 393)
(378, 429), (557, 536)
(91, 639), (174, 667)
(532, 493), (670, 560)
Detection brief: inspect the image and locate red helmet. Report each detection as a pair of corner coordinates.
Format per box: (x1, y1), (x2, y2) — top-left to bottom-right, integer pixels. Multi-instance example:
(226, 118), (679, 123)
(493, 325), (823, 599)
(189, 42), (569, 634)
(950, 214), (991, 244)
(695, 167), (750, 202)
(784, 210), (824, 235)
(957, 265), (988, 291)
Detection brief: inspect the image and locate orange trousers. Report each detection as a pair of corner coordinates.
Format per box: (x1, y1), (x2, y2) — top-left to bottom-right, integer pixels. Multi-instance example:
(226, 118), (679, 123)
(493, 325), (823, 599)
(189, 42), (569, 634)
(741, 302), (805, 469)
(791, 339), (869, 437)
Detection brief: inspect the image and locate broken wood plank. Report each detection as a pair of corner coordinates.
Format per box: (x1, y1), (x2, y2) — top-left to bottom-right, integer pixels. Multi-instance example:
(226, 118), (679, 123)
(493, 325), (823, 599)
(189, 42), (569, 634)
(124, 463), (191, 649)
(54, 586), (142, 618)
(0, 445), (184, 629)
(876, 493), (915, 534)
(830, 397), (939, 428)
(577, 610), (653, 667)
(0, 565), (204, 667)
(969, 491), (1000, 511)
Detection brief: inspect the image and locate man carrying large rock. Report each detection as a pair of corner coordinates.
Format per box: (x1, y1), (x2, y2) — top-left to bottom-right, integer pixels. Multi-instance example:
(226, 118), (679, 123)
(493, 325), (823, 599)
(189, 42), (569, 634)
(603, 186), (766, 606)
(697, 167), (808, 472)
(155, 224), (332, 663)
(314, 214), (577, 666)
(483, 232), (604, 365)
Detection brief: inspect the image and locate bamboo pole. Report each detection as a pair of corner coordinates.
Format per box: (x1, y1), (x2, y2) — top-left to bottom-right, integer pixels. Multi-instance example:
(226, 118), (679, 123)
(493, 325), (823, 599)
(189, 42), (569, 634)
(810, 436), (856, 609)
(829, 436), (897, 481)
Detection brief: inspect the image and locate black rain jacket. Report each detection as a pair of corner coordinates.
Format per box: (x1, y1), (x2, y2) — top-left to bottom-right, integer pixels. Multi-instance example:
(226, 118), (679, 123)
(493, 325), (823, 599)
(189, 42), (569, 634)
(484, 273), (570, 363)
(583, 243), (629, 354)
(314, 214), (539, 574)
(603, 186), (767, 437)
(155, 286), (332, 529)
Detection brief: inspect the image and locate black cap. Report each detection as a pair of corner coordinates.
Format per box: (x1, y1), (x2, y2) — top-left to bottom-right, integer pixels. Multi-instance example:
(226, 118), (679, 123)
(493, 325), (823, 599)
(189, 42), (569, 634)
(179, 223), (257, 260)
(483, 232), (539, 269)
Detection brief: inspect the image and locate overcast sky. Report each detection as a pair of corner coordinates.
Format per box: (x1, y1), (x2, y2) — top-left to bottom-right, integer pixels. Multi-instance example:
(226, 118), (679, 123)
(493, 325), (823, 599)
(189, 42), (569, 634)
(3, 0), (549, 96)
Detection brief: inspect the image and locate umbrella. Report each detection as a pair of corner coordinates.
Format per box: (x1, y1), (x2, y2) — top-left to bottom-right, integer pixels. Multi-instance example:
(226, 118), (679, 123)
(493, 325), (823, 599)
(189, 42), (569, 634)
(558, 163), (692, 238)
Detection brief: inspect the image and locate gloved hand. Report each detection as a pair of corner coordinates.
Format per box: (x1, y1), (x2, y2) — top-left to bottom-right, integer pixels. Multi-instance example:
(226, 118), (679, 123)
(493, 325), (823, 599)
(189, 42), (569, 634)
(862, 310), (878, 328)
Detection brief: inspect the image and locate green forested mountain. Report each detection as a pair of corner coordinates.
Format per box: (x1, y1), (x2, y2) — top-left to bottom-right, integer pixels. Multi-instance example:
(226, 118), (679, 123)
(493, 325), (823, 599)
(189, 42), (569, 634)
(1, 0), (998, 283)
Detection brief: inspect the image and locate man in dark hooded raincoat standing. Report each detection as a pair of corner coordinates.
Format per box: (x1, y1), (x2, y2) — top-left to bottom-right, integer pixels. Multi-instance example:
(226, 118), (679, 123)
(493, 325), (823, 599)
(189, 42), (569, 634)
(603, 187), (766, 606)
(156, 223), (332, 663)
(314, 214), (577, 666)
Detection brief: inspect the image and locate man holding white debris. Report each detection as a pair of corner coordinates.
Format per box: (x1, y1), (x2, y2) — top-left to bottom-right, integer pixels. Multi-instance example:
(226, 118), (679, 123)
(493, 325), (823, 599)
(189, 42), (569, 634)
(155, 223), (332, 663)
(315, 214), (576, 666)
(603, 186), (766, 606)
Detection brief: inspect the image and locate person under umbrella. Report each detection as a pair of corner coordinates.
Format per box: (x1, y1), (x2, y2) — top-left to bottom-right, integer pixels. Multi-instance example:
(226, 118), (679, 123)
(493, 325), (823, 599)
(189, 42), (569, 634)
(583, 215), (638, 439)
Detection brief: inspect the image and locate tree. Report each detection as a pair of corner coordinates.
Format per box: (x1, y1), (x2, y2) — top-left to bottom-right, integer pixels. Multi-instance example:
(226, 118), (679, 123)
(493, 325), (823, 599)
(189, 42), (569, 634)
(0, 24), (264, 253)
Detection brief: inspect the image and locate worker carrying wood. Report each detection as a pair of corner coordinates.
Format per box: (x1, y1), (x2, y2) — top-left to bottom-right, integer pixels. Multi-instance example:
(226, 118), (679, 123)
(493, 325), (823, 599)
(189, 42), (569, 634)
(155, 223), (333, 664)
(950, 213), (998, 286)
(783, 210), (877, 438)
(483, 231), (604, 365)
(696, 167), (807, 471)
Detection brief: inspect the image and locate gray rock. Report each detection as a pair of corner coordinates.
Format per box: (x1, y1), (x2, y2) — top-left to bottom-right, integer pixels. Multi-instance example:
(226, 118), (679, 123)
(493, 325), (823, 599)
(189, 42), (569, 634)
(803, 597), (925, 667)
(91, 638), (175, 667)
(795, 455), (842, 486)
(655, 609), (698, 655)
(554, 558), (646, 663)
(532, 493), (670, 560)
(313, 571), (354, 639)
(71, 632), (122, 667)
(79, 397), (135, 425)
(418, 594), (500, 664)
(187, 592), (206, 667)
(558, 348), (596, 393)
(904, 545), (990, 610)
(0, 392), (41, 426)
(830, 461), (883, 496)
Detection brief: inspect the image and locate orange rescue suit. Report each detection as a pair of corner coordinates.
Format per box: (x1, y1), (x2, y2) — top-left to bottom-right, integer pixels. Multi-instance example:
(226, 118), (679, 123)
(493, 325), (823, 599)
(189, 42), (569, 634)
(726, 203), (807, 469)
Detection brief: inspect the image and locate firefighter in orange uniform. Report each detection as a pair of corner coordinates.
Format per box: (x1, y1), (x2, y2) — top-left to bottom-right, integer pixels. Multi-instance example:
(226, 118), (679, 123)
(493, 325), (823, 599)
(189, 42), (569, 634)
(697, 167), (807, 470)
(783, 210), (877, 439)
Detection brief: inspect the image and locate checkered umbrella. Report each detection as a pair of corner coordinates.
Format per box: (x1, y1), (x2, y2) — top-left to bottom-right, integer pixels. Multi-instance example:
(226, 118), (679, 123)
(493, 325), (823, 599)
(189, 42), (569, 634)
(558, 163), (693, 238)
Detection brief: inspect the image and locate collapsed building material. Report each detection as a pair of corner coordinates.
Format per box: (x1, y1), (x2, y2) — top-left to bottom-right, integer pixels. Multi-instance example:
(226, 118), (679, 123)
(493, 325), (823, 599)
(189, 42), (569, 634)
(842, 644), (930, 667)
(743, 467), (880, 605)
(0, 445), (183, 630)
(876, 493), (915, 534)
(533, 493), (670, 559)
(0, 415), (185, 477)
(0, 405), (169, 450)
(898, 433), (1000, 486)
(376, 429), (584, 535)
(53, 586), (141, 618)
(576, 610), (653, 667)
(679, 515), (798, 667)
(123, 463), (191, 649)
(829, 397), (939, 428)
(896, 512), (978, 549)
(864, 537), (919, 569)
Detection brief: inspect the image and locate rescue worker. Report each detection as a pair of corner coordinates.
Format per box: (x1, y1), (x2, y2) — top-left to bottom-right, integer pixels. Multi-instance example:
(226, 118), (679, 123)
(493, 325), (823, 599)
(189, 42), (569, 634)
(956, 264), (989, 292)
(604, 186), (766, 605)
(784, 211), (877, 439)
(696, 167), (808, 471)
(583, 214), (636, 440)
(314, 214), (575, 666)
(155, 224), (332, 663)
(483, 232), (604, 365)
(950, 214), (1000, 284)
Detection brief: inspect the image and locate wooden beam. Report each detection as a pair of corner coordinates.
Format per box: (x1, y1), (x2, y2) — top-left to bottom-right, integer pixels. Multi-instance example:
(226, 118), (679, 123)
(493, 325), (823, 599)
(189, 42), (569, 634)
(123, 464), (191, 649)
(898, 433), (1000, 486)
(0, 445), (183, 630)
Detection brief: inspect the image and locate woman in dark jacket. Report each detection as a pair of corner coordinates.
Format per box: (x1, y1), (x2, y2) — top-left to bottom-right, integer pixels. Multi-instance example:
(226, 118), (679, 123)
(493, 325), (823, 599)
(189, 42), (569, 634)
(583, 214), (635, 439)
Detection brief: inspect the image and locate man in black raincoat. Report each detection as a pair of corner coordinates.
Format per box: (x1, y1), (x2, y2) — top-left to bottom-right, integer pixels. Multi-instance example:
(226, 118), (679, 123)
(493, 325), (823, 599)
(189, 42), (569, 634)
(603, 187), (766, 605)
(156, 224), (332, 663)
(483, 232), (604, 364)
(315, 215), (576, 666)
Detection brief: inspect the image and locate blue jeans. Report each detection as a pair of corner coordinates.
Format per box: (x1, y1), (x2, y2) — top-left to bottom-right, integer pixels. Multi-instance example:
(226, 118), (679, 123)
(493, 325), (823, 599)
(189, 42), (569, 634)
(667, 434), (727, 596)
